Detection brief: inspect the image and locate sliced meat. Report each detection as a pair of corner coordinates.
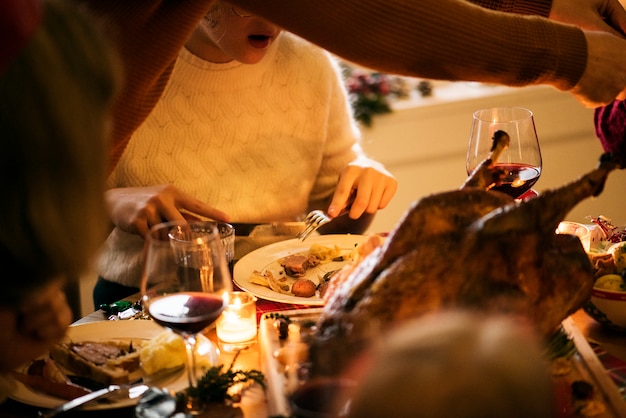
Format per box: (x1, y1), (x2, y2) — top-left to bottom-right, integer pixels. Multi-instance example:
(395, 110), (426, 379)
(71, 342), (126, 366)
(280, 254), (321, 277)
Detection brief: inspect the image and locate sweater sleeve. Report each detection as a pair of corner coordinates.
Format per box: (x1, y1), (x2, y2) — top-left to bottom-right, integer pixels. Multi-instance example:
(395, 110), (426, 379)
(73, 0), (216, 173)
(233, 0), (584, 90)
(594, 101), (626, 159)
(469, 0), (552, 16)
(80, 0), (581, 173)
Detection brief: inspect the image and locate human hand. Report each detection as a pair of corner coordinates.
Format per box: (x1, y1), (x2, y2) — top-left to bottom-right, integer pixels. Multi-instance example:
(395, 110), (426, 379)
(550, 0), (626, 36)
(107, 184), (230, 238)
(569, 30), (626, 107)
(0, 278), (72, 373)
(328, 157), (398, 219)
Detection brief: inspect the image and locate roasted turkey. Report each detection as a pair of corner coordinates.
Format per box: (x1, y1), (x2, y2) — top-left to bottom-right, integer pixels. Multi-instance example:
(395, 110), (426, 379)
(310, 138), (623, 376)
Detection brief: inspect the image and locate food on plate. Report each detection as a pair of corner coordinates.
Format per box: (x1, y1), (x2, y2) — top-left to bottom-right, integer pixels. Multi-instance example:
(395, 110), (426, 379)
(248, 243), (358, 298)
(320, 235), (384, 303)
(589, 252), (617, 279)
(593, 274), (626, 291)
(584, 228), (626, 331)
(140, 330), (187, 376)
(279, 244), (354, 278)
(280, 254), (320, 278)
(250, 269), (292, 295)
(13, 330), (212, 402)
(139, 330), (213, 375)
(49, 339), (143, 385)
(249, 270), (271, 288)
(10, 358), (91, 400)
(292, 278), (317, 298)
(309, 244), (350, 263)
(583, 226), (626, 290)
(608, 242), (626, 272)
(309, 145), (624, 376)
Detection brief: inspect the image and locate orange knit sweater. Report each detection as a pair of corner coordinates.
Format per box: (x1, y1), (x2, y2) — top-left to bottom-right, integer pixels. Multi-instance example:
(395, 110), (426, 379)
(76, 0), (585, 172)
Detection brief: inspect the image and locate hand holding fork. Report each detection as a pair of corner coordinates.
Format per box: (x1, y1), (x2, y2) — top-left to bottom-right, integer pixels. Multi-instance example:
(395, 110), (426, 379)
(297, 194), (355, 241)
(297, 159), (399, 241)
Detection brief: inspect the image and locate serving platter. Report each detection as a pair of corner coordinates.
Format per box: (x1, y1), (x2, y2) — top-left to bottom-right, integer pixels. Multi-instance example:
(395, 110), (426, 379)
(259, 309), (626, 418)
(9, 320), (188, 410)
(233, 234), (368, 305)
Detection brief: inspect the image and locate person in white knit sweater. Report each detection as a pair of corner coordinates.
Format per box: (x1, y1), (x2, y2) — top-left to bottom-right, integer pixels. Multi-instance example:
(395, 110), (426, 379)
(94, 0), (398, 307)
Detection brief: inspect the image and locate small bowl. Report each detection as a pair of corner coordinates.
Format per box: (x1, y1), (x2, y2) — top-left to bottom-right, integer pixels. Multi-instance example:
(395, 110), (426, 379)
(584, 287), (626, 332)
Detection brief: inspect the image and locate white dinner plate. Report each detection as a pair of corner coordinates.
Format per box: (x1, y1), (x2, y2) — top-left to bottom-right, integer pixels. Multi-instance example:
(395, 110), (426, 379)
(9, 320), (188, 410)
(233, 234), (368, 305)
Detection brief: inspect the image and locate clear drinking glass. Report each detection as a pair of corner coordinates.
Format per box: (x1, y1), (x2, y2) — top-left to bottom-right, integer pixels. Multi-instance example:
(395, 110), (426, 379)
(466, 107), (542, 199)
(140, 220), (233, 414)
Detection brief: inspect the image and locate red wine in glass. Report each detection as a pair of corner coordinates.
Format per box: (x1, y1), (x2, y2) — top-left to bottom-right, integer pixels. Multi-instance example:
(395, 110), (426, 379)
(148, 292), (225, 335)
(141, 220), (233, 414)
(487, 162), (541, 199)
(466, 107), (542, 200)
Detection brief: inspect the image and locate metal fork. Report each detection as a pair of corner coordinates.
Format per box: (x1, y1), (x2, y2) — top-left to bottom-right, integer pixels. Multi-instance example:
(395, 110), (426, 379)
(297, 195), (355, 241)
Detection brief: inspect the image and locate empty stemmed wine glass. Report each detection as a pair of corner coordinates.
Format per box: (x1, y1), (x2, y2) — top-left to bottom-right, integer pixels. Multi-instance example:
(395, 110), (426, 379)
(140, 220), (233, 414)
(466, 107), (542, 199)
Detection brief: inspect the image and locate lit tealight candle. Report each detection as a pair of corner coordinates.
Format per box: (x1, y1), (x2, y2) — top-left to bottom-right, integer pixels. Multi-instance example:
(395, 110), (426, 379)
(216, 291), (257, 352)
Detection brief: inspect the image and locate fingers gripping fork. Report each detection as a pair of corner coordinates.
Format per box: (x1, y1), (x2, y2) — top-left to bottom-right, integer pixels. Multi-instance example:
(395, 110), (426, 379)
(297, 210), (332, 241)
(297, 194), (356, 241)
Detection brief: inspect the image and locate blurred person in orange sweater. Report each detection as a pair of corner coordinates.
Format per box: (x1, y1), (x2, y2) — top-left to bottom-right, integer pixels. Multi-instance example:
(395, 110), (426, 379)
(71, 0), (626, 179)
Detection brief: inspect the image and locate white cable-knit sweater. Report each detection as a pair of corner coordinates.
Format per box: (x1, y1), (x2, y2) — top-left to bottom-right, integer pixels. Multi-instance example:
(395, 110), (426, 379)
(97, 32), (364, 286)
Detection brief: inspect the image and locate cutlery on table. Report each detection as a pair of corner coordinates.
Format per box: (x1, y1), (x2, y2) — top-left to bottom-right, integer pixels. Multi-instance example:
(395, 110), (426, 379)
(37, 365), (182, 417)
(38, 383), (149, 418)
(297, 195), (355, 241)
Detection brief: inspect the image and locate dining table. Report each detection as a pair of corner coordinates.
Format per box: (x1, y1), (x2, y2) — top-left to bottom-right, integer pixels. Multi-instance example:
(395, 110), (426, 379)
(1, 299), (626, 417)
(0, 292), (311, 418)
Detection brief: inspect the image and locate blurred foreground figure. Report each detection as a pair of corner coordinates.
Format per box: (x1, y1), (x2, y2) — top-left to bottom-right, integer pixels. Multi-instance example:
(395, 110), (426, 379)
(346, 311), (554, 418)
(0, 0), (120, 400)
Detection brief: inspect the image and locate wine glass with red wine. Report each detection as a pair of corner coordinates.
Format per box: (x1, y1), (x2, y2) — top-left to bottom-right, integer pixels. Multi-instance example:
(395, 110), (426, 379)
(141, 220), (232, 414)
(466, 107), (542, 200)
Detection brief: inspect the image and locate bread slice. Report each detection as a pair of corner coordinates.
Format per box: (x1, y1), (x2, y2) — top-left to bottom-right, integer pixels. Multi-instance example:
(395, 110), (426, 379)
(49, 339), (143, 385)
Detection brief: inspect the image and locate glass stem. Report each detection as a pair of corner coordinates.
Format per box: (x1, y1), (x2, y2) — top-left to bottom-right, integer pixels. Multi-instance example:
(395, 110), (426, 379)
(183, 334), (203, 413)
(184, 334), (199, 389)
